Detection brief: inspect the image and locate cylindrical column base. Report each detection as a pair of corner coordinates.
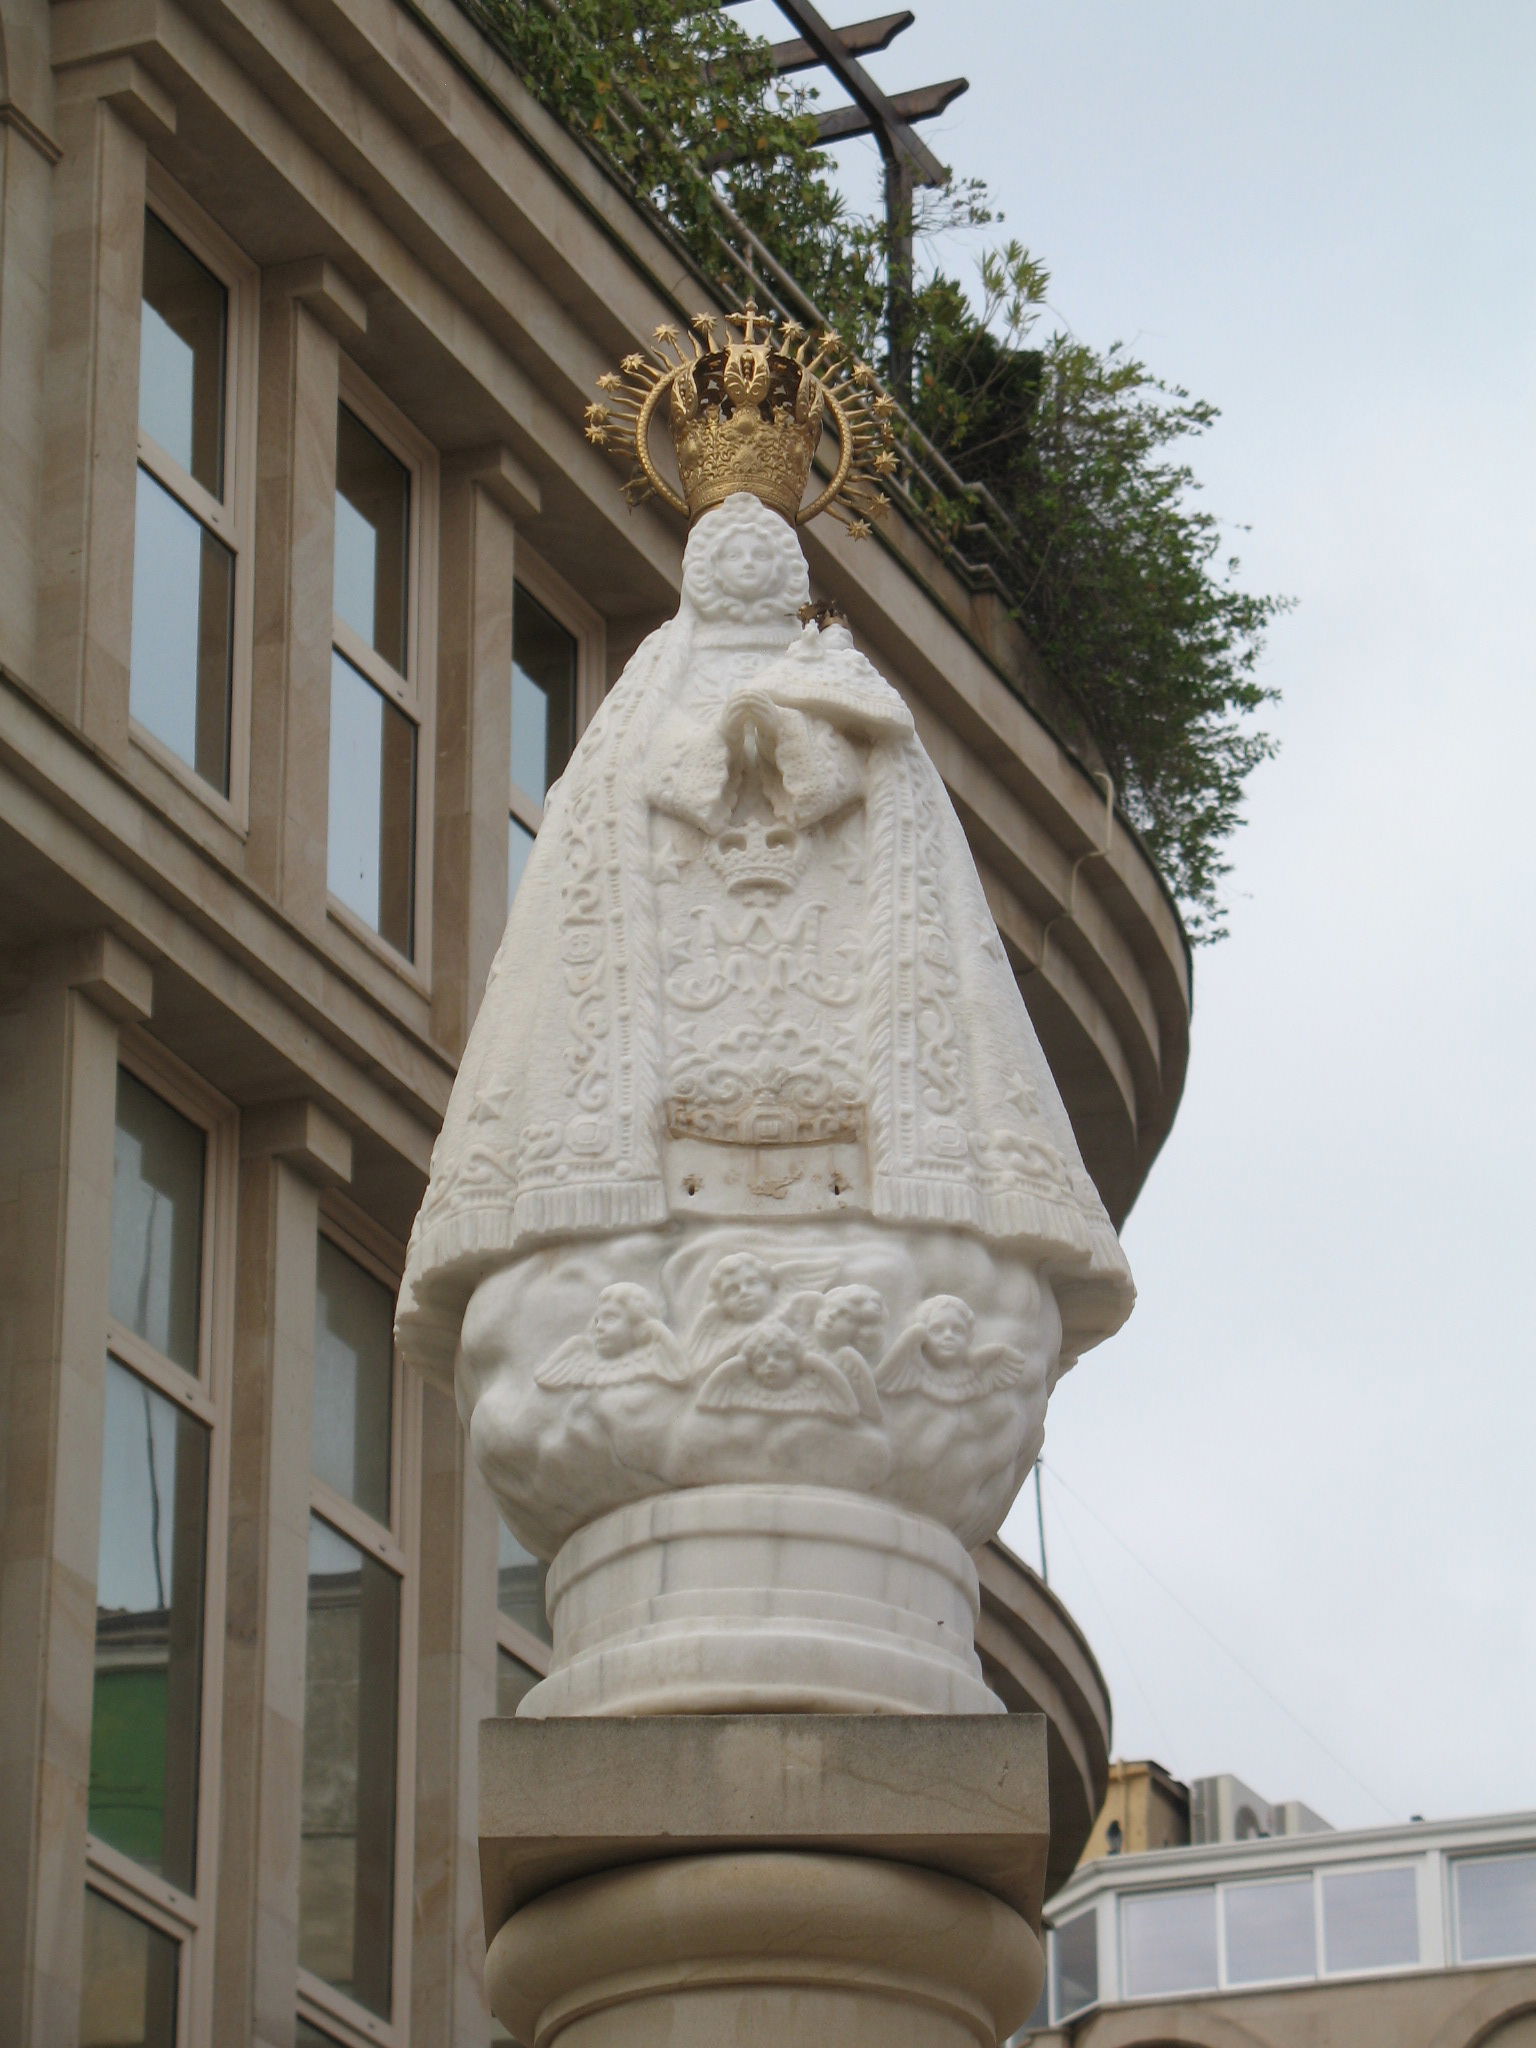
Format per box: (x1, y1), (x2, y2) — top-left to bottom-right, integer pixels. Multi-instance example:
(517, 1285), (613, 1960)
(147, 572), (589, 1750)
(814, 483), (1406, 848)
(485, 1850), (1041, 2048)
(522, 1484), (1001, 1717)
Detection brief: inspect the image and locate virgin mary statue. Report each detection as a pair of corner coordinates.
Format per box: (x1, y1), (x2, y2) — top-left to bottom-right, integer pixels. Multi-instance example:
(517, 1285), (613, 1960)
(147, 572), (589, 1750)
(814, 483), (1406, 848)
(399, 479), (1129, 1370)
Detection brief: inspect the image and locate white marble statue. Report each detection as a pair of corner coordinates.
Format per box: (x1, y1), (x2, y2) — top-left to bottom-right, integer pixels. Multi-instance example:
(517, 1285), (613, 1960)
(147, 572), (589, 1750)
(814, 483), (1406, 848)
(399, 471), (1134, 1715)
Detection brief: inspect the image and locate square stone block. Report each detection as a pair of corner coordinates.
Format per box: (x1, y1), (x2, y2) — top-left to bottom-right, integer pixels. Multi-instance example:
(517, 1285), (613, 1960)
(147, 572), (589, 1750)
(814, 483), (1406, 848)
(479, 1712), (1051, 1938)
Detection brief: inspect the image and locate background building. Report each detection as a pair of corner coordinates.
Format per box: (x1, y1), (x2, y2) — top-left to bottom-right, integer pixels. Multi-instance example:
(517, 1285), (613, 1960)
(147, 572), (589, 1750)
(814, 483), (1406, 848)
(1020, 1769), (1536, 2046)
(0, 0), (1190, 2042)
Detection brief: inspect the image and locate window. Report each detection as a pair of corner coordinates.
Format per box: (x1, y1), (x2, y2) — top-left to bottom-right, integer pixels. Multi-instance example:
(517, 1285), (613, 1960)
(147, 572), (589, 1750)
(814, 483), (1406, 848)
(1052, 1906), (1098, 2018)
(495, 1521), (550, 1717)
(1456, 1852), (1536, 1964)
(300, 1223), (414, 2040)
(507, 582), (578, 903)
(328, 386), (434, 962)
(131, 195), (252, 802)
(1122, 1886), (1218, 1999)
(1225, 1875), (1316, 1985)
(1321, 1865), (1417, 1974)
(84, 1059), (232, 2047)
(81, 1885), (180, 2048)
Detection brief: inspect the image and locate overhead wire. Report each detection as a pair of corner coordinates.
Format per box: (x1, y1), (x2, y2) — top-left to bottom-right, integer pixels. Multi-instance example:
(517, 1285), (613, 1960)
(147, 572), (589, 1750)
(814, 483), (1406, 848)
(1038, 1457), (1398, 1821)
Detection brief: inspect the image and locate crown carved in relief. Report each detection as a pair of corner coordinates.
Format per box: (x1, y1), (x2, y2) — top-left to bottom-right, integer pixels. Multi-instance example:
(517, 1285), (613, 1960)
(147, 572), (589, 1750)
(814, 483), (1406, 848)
(585, 305), (898, 537)
(705, 818), (808, 897)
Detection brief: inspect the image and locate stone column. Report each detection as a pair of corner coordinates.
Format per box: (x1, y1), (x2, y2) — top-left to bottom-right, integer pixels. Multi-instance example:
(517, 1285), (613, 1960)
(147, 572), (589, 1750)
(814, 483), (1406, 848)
(0, 934), (153, 2048)
(214, 1104), (352, 2048)
(479, 1717), (1048, 2048)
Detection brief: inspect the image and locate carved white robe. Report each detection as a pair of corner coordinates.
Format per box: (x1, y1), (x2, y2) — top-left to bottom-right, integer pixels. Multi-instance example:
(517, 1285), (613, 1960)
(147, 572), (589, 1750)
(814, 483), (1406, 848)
(398, 505), (1132, 1379)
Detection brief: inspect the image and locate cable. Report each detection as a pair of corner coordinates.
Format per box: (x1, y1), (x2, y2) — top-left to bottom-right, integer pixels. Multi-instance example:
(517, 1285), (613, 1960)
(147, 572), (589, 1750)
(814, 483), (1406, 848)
(1039, 1457), (1398, 1821)
(1041, 1465), (1179, 1763)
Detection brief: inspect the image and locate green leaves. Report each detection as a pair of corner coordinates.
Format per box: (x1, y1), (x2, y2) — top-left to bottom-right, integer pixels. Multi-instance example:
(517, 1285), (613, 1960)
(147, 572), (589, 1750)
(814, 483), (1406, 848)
(486, 0), (1287, 940)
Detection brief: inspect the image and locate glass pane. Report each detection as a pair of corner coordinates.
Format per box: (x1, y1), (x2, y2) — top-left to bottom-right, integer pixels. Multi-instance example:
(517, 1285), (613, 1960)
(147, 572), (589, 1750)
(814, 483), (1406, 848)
(140, 212), (226, 494)
(498, 1523), (551, 1643)
(111, 1071), (205, 1376)
(91, 1359), (208, 1889)
(328, 650), (416, 955)
(508, 813), (535, 907)
(1456, 1852), (1536, 1963)
(1322, 1865), (1418, 1973)
(496, 1648), (541, 1718)
(1053, 1906), (1098, 2018)
(81, 1889), (179, 2048)
(1122, 1886), (1218, 1998)
(511, 585), (577, 804)
(130, 467), (234, 793)
(302, 1515), (399, 2018)
(1225, 1876), (1316, 1984)
(313, 1237), (394, 1524)
(334, 406), (409, 671)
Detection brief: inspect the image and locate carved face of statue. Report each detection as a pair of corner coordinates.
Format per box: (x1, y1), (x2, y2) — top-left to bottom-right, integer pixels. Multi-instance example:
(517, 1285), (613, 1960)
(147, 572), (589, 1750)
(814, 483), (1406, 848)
(710, 1254), (776, 1321)
(589, 1285), (648, 1358)
(682, 492), (809, 623)
(741, 1321), (803, 1388)
(919, 1297), (975, 1365)
(816, 1285), (885, 1351)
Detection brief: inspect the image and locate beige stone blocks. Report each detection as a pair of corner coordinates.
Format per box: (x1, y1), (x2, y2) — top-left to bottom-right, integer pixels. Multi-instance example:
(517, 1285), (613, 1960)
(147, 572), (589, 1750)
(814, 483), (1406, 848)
(480, 1714), (1050, 2048)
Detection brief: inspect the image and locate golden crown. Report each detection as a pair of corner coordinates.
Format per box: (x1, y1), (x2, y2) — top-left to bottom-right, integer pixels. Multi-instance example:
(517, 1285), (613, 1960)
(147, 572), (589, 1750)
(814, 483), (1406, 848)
(585, 305), (898, 537)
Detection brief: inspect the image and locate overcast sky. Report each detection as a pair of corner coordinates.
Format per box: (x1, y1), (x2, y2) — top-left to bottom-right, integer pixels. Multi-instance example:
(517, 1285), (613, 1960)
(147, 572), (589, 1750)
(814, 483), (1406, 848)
(731, 0), (1536, 1832)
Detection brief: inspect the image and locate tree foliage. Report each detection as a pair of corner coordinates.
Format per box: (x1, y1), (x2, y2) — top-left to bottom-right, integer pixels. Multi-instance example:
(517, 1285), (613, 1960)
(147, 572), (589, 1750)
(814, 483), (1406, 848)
(479, 0), (1288, 938)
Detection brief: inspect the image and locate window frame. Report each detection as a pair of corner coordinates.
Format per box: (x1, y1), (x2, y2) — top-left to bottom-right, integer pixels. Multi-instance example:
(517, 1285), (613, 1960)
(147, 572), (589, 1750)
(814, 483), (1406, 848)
(298, 1197), (419, 2048)
(507, 543), (605, 868)
(131, 169), (258, 829)
(1451, 1847), (1536, 1966)
(325, 364), (438, 985)
(90, 1035), (237, 2048)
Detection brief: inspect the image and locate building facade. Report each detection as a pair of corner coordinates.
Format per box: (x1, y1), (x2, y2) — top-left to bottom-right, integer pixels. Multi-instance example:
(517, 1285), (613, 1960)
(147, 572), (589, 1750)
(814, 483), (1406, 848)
(1023, 1805), (1536, 2047)
(0, 0), (1192, 2041)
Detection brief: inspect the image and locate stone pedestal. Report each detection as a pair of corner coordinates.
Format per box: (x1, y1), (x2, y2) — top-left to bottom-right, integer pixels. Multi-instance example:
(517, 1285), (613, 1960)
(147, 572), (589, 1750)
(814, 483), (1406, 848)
(521, 1484), (1002, 1719)
(479, 1715), (1049, 2048)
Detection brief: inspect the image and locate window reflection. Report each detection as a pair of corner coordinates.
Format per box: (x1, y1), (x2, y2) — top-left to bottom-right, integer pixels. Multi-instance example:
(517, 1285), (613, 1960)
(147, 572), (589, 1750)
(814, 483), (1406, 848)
(511, 586), (576, 806)
(1225, 1876), (1316, 1984)
(80, 1888), (179, 2048)
(507, 813), (535, 908)
(1121, 1886), (1218, 1997)
(91, 1360), (208, 1890)
(1321, 1865), (1417, 1973)
(111, 1071), (205, 1376)
(130, 467), (234, 794)
(313, 1238), (394, 1524)
(301, 1515), (399, 2017)
(140, 213), (225, 493)
(497, 1522), (551, 1644)
(327, 650), (416, 955)
(1053, 1906), (1098, 2017)
(1456, 1852), (1536, 1963)
(335, 407), (409, 670)
(496, 1649), (540, 1718)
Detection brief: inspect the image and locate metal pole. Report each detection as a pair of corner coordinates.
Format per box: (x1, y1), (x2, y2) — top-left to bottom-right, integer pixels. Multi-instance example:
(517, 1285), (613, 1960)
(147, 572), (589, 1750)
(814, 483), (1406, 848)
(883, 149), (915, 406)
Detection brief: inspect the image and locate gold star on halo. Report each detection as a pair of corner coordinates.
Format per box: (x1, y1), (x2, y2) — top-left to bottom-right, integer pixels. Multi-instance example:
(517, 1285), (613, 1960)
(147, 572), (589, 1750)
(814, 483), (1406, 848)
(847, 517), (872, 541)
(653, 323), (680, 344)
(621, 352), (648, 374)
(596, 372), (623, 392)
(873, 450), (898, 476)
(585, 425), (608, 446)
(852, 362), (878, 387)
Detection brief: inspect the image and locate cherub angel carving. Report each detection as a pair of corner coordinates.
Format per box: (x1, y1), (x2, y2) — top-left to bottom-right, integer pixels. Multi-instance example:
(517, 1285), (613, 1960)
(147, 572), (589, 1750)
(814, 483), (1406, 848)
(696, 1318), (861, 1420)
(874, 1295), (1031, 1404)
(535, 1283), (691, 1390)
(783, 1282), (887, 1421)
(686, 1247), (839, 1372)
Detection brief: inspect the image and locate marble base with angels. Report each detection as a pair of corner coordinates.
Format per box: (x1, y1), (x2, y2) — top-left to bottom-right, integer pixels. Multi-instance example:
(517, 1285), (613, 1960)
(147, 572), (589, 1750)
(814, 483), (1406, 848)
(398, 488), (1134, 1718)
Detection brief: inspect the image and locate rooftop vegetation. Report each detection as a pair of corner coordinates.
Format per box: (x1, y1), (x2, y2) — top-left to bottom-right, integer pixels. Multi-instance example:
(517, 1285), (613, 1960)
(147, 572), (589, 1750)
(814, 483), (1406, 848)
(474, 0), (1289, 939)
